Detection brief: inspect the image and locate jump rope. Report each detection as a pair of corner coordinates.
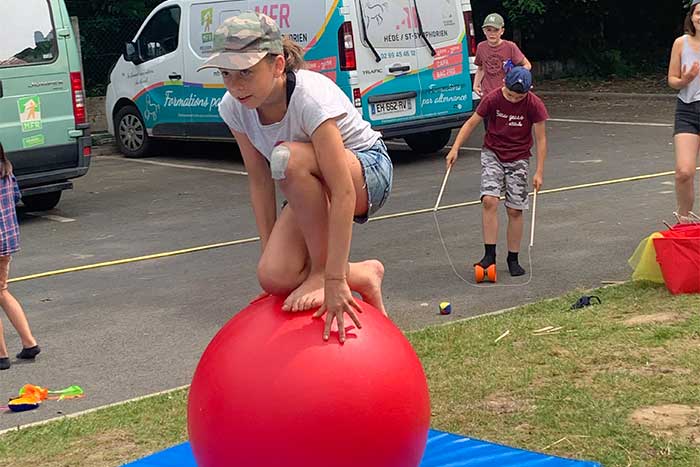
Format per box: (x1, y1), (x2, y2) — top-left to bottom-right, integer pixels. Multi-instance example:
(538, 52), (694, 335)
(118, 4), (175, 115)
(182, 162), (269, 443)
(432, 165), (538, 288)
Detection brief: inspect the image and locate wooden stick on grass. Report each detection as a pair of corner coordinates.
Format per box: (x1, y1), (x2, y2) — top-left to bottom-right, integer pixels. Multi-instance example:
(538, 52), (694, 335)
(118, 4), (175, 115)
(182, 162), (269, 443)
(494, 330), (510, 344)
(542, 437), (568, 450)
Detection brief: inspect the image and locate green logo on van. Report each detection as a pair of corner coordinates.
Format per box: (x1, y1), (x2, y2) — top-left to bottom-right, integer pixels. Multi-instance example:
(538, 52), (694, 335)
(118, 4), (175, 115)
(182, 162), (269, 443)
(17, 96), (42, 132)
(201, 8), (214, 43)
(22, 134), (45, 148)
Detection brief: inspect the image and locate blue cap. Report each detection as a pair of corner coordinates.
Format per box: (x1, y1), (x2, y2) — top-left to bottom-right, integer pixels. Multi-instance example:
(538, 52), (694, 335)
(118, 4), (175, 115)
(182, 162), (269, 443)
(505, 66), (532, 93)
(693, 0), (700, 7)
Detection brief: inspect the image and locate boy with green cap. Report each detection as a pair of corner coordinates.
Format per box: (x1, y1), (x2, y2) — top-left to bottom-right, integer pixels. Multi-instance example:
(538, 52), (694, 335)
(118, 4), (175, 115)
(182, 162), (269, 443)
(474, 13), (531, 100)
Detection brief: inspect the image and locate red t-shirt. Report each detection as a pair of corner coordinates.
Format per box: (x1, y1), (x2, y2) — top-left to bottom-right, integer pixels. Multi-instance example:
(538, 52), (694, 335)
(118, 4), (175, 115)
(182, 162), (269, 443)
(474, 40), (526, 96)
(476, 88), (549, 162)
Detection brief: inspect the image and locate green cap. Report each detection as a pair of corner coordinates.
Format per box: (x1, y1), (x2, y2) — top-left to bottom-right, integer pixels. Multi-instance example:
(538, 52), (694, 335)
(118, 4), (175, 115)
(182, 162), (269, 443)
(197, 11), (283, 71)
(482, 13), (505, 29)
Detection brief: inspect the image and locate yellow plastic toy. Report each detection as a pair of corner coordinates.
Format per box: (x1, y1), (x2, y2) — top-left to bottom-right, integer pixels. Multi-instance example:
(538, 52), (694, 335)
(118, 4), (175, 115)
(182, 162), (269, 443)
(628, 232), (665, 283)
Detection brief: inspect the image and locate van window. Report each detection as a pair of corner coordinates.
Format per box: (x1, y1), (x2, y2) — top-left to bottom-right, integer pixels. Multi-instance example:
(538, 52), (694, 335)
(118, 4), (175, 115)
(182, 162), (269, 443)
(415, 0), (461, 45)
(0, 0), (57, 68)
(358, 0), (461, 49)
(359, 0), (416, 50)
(137, 6), (182, 62)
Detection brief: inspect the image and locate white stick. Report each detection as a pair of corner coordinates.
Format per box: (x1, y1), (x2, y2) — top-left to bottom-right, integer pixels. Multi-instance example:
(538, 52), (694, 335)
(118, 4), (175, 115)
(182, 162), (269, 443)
(494, 330), (510, 343)
(434, 166), (452, 212)
(534, 326), (564, 335)
(529, 189), (538, 247)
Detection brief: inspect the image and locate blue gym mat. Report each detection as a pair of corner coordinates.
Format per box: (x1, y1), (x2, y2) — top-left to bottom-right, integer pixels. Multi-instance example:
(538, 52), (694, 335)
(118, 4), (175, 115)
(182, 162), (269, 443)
(124, 429), (601, 466)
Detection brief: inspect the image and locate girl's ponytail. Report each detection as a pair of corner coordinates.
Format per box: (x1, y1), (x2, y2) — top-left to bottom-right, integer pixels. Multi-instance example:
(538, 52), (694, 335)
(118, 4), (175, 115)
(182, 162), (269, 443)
(282, 37), (305, 72)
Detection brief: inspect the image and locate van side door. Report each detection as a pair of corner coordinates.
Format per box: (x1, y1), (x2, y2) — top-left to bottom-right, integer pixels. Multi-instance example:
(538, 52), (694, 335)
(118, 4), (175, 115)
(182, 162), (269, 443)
(131, 5), (185, 137)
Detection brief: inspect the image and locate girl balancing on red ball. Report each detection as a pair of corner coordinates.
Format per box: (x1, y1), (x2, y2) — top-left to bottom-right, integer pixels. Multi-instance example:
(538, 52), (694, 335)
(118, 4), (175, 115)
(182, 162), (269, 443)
(198, 12), (393, 342)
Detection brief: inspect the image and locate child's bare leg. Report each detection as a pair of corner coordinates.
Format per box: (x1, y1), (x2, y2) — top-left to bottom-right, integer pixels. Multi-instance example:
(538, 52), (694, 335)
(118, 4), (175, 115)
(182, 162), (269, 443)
(257, 206), (386, 314)
(477, 195), (499, 267)
(506, 207), (524, 252)
(275, 144), (331, 311)
(0, 319), (8, 358)
(257, 205), (310, 296)
(674, 134), (700, 217)
(347, 260), (386, 315)
(0, 290), (37, 349)
(276, 142), (377, 311)
(482, 196), (499, 244)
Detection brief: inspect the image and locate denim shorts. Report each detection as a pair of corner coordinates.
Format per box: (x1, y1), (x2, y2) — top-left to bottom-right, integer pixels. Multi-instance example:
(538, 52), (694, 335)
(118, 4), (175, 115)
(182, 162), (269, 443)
(674, 98), (700, 135)
(353, 138), (393, 224)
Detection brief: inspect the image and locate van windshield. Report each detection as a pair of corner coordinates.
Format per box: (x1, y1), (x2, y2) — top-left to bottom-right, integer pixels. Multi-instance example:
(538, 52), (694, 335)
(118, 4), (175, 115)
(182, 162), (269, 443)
(0, 0), (58, 68)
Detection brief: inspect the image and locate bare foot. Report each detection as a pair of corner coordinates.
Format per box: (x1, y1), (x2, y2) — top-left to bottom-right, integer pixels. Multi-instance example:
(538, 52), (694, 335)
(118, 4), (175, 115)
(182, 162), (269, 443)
(282, 273), (325, 312)
(351, 260), (386, 316)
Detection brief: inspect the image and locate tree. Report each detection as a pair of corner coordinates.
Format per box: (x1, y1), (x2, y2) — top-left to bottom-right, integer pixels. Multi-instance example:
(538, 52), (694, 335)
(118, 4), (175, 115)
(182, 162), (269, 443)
(472, 0), (689, 75)
(66, 1), (167, 95)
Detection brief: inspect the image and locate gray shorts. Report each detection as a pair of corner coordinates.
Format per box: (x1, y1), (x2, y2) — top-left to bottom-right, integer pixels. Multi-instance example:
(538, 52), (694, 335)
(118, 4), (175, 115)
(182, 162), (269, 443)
(353, 139), (393, 224)
(480, 148), (529, 210)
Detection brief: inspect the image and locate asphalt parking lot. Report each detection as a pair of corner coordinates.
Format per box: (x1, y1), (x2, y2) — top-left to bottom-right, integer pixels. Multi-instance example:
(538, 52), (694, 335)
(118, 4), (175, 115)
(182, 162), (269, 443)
(0, 94), (683, 431)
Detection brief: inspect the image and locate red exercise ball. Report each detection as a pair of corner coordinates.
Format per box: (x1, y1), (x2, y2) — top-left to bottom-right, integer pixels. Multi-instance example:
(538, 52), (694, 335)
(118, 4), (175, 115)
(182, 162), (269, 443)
(188, 295), (431, 467)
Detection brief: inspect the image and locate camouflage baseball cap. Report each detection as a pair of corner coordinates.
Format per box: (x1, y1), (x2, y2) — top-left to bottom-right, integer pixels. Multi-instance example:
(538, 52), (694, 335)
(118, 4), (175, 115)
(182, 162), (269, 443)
(197, 11), (283, 71)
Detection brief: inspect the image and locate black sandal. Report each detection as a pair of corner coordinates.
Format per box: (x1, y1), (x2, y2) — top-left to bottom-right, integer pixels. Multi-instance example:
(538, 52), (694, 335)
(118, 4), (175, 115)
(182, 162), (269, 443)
(16, 345), (41, 360)
(571, 295), (601, 310)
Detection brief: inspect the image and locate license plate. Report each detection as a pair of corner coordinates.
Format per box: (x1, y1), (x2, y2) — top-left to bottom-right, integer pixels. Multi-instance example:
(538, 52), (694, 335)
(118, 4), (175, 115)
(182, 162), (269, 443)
(371, 98), (414, 117)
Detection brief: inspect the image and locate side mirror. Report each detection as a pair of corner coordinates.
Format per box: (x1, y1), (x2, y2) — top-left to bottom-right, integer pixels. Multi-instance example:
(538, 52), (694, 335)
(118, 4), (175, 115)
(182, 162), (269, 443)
(34, 31), (46, 46)
(123, 42), (140, 64)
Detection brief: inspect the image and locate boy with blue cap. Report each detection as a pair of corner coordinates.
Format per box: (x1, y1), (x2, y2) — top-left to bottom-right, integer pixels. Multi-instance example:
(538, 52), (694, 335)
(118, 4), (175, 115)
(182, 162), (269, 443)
(445, 66), (549, 279)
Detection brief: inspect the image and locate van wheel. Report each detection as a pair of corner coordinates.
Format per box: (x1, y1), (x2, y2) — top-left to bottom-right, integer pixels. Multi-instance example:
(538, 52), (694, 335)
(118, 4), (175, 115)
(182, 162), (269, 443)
(22, 191), (62, 211)
(404, 129), (452, 154)
(116, 105), (151, 158)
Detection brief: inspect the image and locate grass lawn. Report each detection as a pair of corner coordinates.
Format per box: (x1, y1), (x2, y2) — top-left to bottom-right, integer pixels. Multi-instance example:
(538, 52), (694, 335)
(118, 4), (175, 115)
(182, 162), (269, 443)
(1, 281), (699, 467)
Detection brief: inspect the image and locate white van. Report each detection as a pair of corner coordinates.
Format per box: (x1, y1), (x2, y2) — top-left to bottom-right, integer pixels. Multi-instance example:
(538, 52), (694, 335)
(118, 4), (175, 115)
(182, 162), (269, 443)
(106, 0), (478, 157)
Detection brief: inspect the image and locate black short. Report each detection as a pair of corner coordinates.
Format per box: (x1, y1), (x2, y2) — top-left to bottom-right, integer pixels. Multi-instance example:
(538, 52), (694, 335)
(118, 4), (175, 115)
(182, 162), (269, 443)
(674, 98), (700, 135)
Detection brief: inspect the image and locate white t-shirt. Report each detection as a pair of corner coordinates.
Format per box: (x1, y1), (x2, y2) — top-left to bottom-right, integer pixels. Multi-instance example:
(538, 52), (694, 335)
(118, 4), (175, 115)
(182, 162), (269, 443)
(218, 69), (381, 161)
